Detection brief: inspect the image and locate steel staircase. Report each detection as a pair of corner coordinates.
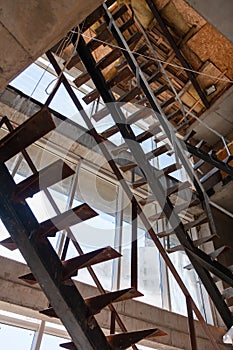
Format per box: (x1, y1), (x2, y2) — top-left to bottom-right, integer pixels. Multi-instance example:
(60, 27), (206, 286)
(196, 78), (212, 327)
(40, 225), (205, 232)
(0, 112), (167, 350)
(0, 1), (233, 349)
(47, 0), (233, 331)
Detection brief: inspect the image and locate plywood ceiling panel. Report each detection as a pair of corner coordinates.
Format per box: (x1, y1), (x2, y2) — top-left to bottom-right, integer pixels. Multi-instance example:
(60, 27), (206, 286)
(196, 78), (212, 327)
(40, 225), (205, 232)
(188, 23), (233, 80)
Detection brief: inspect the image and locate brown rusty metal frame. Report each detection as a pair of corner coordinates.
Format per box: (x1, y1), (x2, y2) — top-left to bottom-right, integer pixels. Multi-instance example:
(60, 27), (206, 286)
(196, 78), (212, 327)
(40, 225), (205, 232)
(101, 3), (233, 327)
(0, 158), (112, 350)
(131, 171), (138, 290)
(46, 50), (222, 349)
(0, 115), (140, 350)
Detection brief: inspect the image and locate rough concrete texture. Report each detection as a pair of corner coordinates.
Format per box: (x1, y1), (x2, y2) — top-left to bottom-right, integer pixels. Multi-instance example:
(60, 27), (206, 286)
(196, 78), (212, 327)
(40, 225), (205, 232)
(187, 86), (233, 146)
(185, 0), (233, 43)
(0, 0), (103, 91)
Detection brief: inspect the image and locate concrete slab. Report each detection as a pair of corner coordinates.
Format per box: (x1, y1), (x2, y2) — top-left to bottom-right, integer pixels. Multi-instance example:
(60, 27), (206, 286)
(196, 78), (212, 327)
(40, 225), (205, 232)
(0, 22), (30, 90)
(0, 256), (229, 350)
(185, 0), (233, 43)
(0, 0), (103, 91)
(187, 86), (233, 146)
(211, 181), (233, 214)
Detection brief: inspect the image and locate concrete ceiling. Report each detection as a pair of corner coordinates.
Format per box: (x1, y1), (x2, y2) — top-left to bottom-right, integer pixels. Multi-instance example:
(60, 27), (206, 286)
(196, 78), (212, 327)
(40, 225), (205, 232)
(187, 86), (233, 146)
(185, 0), (233, 43)
(0, 0), (103, 92)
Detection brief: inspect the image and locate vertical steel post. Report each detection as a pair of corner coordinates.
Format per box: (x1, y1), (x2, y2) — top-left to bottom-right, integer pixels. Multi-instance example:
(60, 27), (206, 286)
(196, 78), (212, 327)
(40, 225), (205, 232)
(131, 171), (138, 289)
(186, 296), (198, 350)
(30, 321), (45, 350)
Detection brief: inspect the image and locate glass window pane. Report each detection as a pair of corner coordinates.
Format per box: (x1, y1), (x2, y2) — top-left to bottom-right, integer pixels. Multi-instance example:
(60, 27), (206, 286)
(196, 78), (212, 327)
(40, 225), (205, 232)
(0, 323), (34, 350)
(0, 219), (25, 263)
(40, 333), (69, 350)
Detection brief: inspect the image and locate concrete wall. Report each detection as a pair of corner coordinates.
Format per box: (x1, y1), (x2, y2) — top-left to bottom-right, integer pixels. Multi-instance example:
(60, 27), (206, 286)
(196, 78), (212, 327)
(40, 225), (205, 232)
(211, 207), (233, 268)
(0, 0), (103, 91)
(0, 256), (229, 350)
(185, 0), (233, 43)
(187, 86), (233, 146)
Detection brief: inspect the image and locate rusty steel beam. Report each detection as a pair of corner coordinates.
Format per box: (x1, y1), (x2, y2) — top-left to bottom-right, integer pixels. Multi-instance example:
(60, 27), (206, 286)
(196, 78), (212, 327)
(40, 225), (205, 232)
(19, 246), (121, 284)
(13, 160), (74, 201)
(46, 50), (225, 345)
(131, 172), (138, 290)
(0, 108), (55, 163)
(60, 328), (167, 350)
(0, 163), (112, 350)
(74, 32), (233, 328)
(183, 140), (233, 178)
(186, 296), (197, 350)
(1, 203), (98, 250)
(41, 288), (142, 318)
